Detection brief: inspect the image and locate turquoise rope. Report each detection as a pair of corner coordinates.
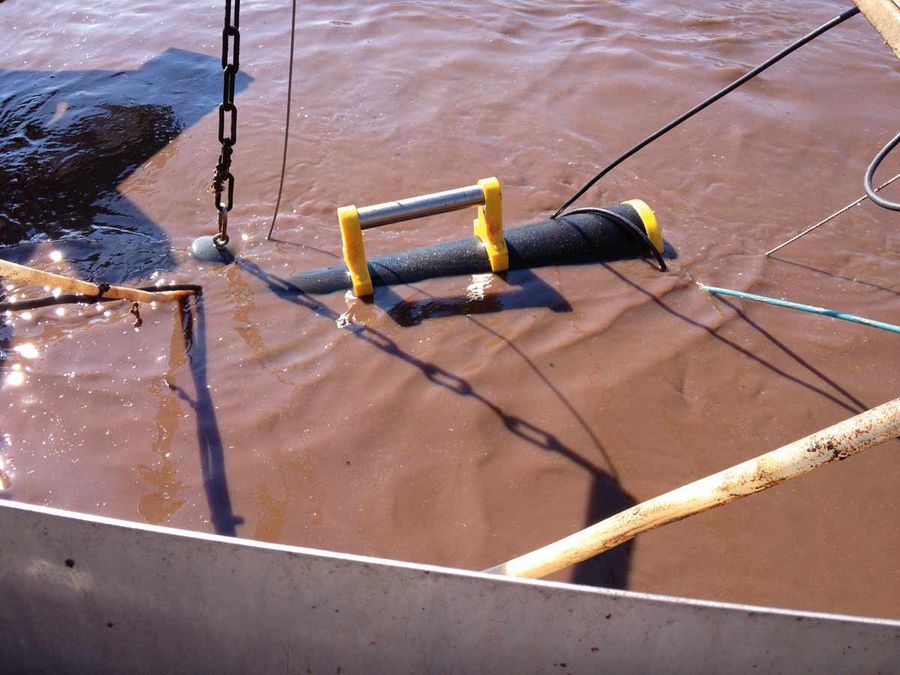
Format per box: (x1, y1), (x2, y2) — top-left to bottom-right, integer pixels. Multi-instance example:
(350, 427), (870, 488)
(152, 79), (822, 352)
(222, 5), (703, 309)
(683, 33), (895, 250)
(699, 284), (900, 335)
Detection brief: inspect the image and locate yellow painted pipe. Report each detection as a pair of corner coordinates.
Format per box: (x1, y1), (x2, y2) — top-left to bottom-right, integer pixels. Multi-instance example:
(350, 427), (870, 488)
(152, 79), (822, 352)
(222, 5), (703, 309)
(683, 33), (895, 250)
(0, 259), (195, 304)
(487, 397), (900, 579)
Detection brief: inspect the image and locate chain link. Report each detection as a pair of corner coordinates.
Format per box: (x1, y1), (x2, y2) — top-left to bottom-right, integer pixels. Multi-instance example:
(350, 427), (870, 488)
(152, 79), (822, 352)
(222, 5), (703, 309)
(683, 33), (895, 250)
(211, 0), (241, 248)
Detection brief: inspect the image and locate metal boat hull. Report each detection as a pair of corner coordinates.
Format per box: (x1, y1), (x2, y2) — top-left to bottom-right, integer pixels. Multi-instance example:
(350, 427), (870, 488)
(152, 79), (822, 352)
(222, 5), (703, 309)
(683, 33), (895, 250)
(1, 499), (898, 674)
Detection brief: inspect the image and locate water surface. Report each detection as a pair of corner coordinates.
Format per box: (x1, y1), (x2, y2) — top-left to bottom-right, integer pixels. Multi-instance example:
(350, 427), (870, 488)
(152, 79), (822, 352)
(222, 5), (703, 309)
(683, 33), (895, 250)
(1, 0), (898, 617)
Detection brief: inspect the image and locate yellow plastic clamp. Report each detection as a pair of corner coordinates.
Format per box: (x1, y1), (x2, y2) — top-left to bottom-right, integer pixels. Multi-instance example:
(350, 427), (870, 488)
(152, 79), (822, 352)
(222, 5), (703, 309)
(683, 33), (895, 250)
(622, 198), (663, 254)
(474, 176), (508, 273)
(337, 176), (507, 298)
(337, 205), (373, 297)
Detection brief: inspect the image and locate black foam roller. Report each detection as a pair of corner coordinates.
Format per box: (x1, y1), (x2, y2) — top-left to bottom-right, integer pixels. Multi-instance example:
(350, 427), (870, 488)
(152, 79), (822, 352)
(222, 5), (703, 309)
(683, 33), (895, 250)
(289, 203), (656, 295)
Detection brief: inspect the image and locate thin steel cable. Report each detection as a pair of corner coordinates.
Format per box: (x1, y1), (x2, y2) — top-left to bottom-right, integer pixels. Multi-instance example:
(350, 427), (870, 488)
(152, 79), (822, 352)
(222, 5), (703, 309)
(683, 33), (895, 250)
(552, 6), (861, 219)
(765, 172), (900, 256)
(266, 0), (299, 241)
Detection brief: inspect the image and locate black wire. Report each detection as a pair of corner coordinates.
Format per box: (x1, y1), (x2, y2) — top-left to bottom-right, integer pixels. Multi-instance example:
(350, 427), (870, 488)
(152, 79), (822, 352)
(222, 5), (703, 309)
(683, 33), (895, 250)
(864, 131), (900, 212)
(266, 0), (299, 240)
(552, 6), (861, 219)
(562, 207), (667, 272)
(0, 284), (203, 312)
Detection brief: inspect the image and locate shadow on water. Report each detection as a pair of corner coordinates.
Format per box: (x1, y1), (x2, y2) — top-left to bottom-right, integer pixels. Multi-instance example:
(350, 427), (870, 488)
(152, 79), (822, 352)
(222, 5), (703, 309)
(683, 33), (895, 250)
(0, 47), (252, 278)
(0, 48), (249, 528)
(375, 269), (624, 481)
(239, 259), (635, 588)
(769, 255), (900, 298)
(173, 297), (239, 536)
(375, 268), (643, 585)
(714, 296), (869, 412)
(377, 269), (572, 327)
(604, 265), (868, 413)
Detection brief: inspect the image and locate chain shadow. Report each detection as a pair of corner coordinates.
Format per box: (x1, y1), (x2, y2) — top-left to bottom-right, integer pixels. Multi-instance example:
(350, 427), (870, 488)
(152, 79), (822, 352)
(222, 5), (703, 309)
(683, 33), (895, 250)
(238, 259), (635, 588)
(604, 265), (867, 414)
(170, 297), (239, 536)
(374, 270), (622, 481)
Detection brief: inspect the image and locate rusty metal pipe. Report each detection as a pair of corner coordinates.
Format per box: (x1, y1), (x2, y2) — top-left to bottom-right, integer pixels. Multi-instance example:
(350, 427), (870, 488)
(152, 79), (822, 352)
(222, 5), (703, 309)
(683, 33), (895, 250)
(0, 259), (195, 304)
(487, 397), (900, 579)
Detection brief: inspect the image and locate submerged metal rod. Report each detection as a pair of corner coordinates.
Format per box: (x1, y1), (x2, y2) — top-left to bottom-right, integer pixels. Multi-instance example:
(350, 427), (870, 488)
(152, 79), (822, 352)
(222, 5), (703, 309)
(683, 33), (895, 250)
(764, 172), (900, 257)
(358, 184), (485, 229)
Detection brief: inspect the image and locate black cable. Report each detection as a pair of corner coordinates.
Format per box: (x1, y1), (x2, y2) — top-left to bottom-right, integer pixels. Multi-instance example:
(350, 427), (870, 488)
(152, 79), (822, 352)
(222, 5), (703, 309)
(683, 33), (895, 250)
(562, 207), (667, 271)
(266, 0), (299, 240)
(0, 284), (203, 312)
(552, 5), (861, 219)
(864, 131), (900, 212)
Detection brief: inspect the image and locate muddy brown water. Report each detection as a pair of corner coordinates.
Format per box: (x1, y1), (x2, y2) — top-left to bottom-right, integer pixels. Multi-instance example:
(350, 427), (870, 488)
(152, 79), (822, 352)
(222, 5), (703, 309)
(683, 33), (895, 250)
(1, 0), (899, 618)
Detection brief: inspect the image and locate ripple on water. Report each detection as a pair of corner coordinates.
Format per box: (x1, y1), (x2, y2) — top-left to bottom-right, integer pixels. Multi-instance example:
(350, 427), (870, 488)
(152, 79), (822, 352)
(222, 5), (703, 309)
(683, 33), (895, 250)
(0, 0), (898, 619)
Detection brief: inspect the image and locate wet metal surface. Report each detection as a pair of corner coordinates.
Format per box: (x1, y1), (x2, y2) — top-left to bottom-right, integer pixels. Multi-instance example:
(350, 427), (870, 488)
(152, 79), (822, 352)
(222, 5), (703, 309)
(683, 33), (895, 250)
(3, 499), (900, 674)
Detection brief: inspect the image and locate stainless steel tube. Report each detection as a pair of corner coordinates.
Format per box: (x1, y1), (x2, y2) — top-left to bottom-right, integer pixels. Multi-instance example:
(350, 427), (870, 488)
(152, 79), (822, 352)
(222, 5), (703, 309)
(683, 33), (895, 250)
(358, 184), (485, 229)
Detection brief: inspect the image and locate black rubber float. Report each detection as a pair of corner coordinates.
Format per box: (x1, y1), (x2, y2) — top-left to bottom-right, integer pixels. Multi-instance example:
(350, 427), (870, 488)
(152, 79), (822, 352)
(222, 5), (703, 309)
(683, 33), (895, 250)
(289, 202), (665, 295)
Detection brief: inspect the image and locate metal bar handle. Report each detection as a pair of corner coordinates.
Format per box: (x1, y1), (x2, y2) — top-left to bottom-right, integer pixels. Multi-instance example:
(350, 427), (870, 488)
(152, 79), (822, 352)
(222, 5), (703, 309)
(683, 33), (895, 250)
(336, 177), (505, 298)
(358, 184), (486, 229)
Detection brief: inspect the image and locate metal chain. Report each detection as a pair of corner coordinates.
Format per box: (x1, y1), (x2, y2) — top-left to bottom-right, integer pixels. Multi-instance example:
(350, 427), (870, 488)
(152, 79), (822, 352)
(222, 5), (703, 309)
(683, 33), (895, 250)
(211, 0), (241, 248)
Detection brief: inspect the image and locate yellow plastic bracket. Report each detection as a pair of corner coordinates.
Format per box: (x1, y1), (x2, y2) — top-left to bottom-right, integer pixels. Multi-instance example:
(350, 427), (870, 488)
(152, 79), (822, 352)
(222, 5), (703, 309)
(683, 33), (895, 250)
(337, 176), (506, 298)
(337, 205), (373, 297)
(473, 177), (508, 273)
(621, 198), (663, 254)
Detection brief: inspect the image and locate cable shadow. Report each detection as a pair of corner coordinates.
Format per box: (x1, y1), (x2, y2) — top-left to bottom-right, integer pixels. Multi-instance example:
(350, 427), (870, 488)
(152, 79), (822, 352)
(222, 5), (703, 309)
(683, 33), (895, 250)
(267, 235), (342, 260)
(604, 265), (866, 414)
(769, 255), (900, 298)
(171, 297), (239, 536)
(714, 296), (868, 411)
(238, 259), (635, 588)
(373, 270), (620, 481)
